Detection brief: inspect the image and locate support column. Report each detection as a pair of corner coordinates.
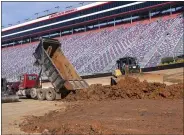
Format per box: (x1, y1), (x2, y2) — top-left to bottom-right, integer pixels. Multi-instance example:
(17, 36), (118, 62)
(114, 18), (116, 27)
(30, 37), (31, 43)
(149, 11), (151, 21)
(170, 5), (172, 15)
(131, 15), (132, 24)
(60, 31), (61, 37)
(98, 20), (100, 29)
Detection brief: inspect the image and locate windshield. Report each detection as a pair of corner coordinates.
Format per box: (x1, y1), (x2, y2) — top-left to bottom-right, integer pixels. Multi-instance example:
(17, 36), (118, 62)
(28, 75), (37, 80)
(129, 58), (136, 65)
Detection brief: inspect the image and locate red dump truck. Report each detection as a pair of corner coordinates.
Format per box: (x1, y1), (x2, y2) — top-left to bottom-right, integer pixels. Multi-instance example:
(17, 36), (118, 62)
(15, 38), (89, 101)
(3, 38), (88, 102)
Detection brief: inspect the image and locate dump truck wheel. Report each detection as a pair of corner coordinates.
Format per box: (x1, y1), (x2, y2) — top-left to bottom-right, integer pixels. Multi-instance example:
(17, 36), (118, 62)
(37, 89), (46, 100)
(46, 88), (56, 101)
(26, 95), (31, 99)
(30, 88), (37, 99)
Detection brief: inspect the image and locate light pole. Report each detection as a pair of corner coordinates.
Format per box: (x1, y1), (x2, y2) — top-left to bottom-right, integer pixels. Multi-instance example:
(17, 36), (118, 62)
(44, 10), (49, 15)
(66, 6), (72, 9)
(25, 18), (29, 22)
(79, 2), (84, 6)
(35, 13), (39, 18)
(55, 6), (60, 12)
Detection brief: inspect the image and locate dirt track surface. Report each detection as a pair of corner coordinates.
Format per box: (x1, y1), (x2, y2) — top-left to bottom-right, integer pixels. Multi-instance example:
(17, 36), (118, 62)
(2, 99), (65, 134)
(20, 99), (183, 134)
(19, 77), (183, 134)
(2, 68), (184, 135)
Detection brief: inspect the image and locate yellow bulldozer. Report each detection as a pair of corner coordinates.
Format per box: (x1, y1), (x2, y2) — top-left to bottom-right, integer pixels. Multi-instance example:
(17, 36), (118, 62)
(111, 57), (141, 85)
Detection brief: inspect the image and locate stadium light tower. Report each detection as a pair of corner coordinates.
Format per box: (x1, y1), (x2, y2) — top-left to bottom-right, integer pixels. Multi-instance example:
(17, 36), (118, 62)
(35, 12), (39, 18)
(66, 6), (72, 9)
(25, 18), (29, 22)
(44, 10), (50, 15)
(55, 6), (60, 12)
(79, 2), (84, 6)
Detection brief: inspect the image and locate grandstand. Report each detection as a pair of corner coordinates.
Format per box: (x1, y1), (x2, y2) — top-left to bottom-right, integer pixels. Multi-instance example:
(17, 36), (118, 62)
(2, 1), (184, 81)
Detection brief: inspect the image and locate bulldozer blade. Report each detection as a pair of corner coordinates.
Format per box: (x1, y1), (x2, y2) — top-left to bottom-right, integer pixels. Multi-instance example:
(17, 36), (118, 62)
(2, 95), (19, 103)
(111, 77), (118, 86)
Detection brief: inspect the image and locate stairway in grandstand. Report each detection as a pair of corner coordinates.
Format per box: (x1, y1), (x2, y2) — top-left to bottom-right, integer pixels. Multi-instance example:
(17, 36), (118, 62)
(141, 14), (183, 68)
(2, 13), (184, 81)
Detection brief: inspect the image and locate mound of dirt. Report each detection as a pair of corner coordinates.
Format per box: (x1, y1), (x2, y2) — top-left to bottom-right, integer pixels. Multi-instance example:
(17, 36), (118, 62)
(64, 76), (183, 101)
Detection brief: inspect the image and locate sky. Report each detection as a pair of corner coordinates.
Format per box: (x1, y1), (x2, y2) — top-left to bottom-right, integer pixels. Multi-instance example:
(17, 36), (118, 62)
(2, 1), (93, 27)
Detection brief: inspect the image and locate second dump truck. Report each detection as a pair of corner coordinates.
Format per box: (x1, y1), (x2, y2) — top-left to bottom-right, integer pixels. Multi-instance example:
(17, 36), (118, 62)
(16, 38), (89, 101)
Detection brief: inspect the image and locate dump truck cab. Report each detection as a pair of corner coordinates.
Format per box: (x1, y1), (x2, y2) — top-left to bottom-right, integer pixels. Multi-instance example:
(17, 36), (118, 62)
(19, 74), (39, 90)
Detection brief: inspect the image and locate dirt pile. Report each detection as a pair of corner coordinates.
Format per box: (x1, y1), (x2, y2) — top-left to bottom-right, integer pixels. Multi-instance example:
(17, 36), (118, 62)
(64, 77), (183, 101)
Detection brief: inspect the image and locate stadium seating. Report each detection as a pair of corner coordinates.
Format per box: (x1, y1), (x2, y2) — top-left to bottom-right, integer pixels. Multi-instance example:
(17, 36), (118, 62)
(2, 14), (184, 81)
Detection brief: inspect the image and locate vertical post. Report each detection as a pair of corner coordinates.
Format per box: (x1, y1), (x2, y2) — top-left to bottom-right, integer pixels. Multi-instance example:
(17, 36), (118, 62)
(72, 28), (73, 34)
(131, 15), (132, 24)
(60, 31), (61, 37)
(114, 18), (116, 27)
(170, 5), (172, 15)
(30, 37), (31, 43)
(149, 11), (151, 21)
(84, 26), (86, 32)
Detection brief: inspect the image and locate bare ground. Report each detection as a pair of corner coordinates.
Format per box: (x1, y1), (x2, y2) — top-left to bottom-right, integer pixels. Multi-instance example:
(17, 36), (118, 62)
(2, 68), (184, 135)
(20, 99), (183, 134)
(2, 99), (65, 134)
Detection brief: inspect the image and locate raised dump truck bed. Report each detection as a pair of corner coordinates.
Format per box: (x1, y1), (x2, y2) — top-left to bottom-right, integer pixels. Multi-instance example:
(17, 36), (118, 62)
(33, 38), (89, 100)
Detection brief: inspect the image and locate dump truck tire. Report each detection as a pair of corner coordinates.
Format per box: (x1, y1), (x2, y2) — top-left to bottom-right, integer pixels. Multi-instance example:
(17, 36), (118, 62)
(37, 89), (46, 100)
(46, 88), (56, 101)
(30, 88), (37, 99)
(26, 95), (31, 99)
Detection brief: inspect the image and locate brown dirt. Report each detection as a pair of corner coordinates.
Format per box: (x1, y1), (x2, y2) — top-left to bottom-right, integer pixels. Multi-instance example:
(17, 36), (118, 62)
(20, 99), (183, 135)
(19, 77), (184, 134)
(64, 76), (183, 101)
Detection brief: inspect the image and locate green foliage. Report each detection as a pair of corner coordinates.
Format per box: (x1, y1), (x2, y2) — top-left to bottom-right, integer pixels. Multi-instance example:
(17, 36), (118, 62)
(159, 56), (184, 66)
(161, 57), (174, 64)
(176, 58), (184, 63)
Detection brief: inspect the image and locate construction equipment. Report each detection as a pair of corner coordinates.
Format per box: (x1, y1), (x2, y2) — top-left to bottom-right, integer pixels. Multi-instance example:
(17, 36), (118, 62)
(16, 74), (41, 98)
(16, 38), (89, 101)
(1, 78), (19, 103)
(111, 57), (140, 85)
